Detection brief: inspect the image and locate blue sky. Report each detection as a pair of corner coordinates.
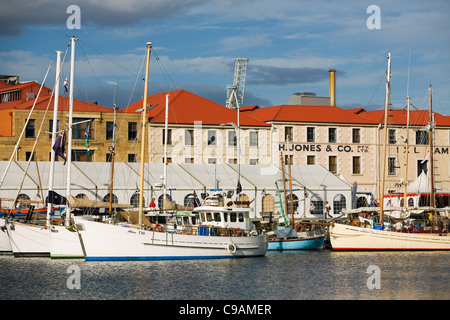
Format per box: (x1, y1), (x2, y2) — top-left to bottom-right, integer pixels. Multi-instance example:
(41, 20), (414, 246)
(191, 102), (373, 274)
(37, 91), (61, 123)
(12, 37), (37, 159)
(1, 0), (449, 116)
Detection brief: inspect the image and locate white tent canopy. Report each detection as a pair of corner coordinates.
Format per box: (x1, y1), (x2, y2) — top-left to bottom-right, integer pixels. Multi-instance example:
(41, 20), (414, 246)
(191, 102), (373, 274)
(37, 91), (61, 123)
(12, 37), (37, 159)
(0, 161), (352, 218)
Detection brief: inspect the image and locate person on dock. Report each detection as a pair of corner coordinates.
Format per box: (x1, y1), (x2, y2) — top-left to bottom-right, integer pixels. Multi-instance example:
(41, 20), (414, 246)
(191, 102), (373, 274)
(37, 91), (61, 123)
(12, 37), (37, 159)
(324, 201), (332, 219)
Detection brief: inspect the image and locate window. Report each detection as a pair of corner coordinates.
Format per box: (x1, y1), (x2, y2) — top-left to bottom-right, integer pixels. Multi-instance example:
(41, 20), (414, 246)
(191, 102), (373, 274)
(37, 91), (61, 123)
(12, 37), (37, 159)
(228, 158), (237, 164)
(185, 129), (194, 146)
(72, 150), (93, 162)
(162, 129), (172, 145)
(352, 156), (361, 174)
(250, 159), (258, 165)
(25, 119), (35, 138)
(185, 157), (194, 164)
(207, 130), (216, 146)
(415, 130), (428, 145)
(284, 154), (293, 165)
(49, 120), (59, 139)
(333, 194), (346, 215)
(208, 158), (216, 164)
(250, 131), (258, 147)
(388, 129), (396, 144)
(128, 122), (137, 141)
(286, 193), (299, 213)
(106, 122), (114, 140)
(106, 153), (113, 162)
(228, 130), (236, 147)
(307, 127), (315, 142)
(17, 194), (31, 209)
(329, 156), (337, 174)
(25, 152), (35, 161)
(128, 154), (137, 162)
(329, 128), (337, 143)
(285, 126), (293, 142)
(352, 128), (360, 143)
(417, 159), (427, 176)
(130, 192), (140, 207)
(307, 155), (315, 165)
(261, 194), (275, 214)
(73, 118), (93, 140)
(388, 157), (396, 176)
(310, 195), (323, 215)
(103, 193), (118, 204)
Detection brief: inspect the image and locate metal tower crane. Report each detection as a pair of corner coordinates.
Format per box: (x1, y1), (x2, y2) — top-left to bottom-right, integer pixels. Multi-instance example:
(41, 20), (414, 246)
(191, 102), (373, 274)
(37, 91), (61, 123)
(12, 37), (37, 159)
(226, 58), (248, 110)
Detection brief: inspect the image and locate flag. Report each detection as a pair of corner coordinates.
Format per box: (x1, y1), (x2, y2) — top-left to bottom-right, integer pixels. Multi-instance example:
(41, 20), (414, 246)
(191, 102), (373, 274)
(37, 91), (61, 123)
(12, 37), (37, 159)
(63, 78), (68, 97)
(84, 121), (90, 156)
(236, 179), (242, 194)
(193, 191), (201, 207)
(52, 130), (67, 165)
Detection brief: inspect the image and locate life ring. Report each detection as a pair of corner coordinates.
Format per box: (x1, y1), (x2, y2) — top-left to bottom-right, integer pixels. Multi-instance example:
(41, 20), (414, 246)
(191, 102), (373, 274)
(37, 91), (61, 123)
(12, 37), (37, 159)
(250, 230), (259, 236)
(294, 223), (304, 232)
(227, 242), (237, 254)
(153, 224), (163, 232)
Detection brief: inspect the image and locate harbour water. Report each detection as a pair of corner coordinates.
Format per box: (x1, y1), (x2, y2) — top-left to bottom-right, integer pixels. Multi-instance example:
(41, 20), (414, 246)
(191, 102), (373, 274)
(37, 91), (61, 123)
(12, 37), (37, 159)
(1, 251), (448, 302)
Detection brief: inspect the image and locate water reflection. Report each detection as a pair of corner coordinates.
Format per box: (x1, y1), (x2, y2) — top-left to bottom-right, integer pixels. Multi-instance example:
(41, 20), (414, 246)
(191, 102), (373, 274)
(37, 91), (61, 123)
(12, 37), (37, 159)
(0, 251), (448, 300)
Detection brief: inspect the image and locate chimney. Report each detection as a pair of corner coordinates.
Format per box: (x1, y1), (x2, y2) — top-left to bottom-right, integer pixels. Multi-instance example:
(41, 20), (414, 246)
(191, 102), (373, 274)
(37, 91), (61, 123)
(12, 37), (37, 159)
(329, 69), (336, 106)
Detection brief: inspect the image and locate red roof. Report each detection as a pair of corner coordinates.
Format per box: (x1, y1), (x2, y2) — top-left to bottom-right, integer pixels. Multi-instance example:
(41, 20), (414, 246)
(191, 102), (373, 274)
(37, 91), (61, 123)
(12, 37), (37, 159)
(249, 105), (376, 125)
(0, 95), (114, 113)
(123, 90), (270, 127)
(360, 109), (450, 127)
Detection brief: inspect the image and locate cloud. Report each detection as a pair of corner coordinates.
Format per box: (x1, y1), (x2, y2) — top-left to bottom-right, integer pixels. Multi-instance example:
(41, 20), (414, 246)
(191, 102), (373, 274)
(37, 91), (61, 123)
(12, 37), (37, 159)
(0, 0), (208, 36)
(247, 65), (344, 86)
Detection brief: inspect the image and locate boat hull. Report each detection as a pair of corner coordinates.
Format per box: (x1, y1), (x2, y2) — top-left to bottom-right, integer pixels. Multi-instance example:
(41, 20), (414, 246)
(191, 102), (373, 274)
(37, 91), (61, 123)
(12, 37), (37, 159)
(0, 218), (12, 254)
(330, 223), (450, 250)
(75, 217), (268, 261)
(6, 220), (50, 257)
(268, 236), (324, 251)
(50, 225), (84, 259)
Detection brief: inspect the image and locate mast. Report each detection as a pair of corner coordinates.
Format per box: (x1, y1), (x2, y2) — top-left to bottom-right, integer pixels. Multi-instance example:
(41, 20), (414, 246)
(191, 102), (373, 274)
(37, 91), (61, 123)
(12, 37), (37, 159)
(163, 93), (169, 199)
(287, 138), (294, 226)
(280, 153), (288, 224)
(429, 85), (435, 208)
(403, 95), (410, 212)
(379, 52), (391, 225)
(138, 42), (152, 229)
(108, 103), (117, 213)
(65, 36), (76, 227)
(46, 50), (62, 228)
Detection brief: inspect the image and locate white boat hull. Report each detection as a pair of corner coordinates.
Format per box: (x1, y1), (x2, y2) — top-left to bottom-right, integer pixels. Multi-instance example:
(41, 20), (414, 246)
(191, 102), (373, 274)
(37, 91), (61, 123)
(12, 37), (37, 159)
(50, 225), (84, 259)
(75, 217), (268, 261)
(0, 218), (12, 254)
(6, 221), (50, 257)
(330, 223), (450, 250)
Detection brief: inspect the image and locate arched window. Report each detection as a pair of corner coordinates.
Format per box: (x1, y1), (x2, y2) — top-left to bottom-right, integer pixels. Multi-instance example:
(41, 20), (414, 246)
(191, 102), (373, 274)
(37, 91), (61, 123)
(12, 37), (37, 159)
(261, 194), (275, 214)
(130, 192), (139, 207)
(333, 194), (346, 214)
(310, 195), (323, 215)
(102, 193), (118, 204)
(356, 196), (368, 208)
(408, 197), (414, 207)
(286, 193), (299, 214)
(16, 193), (31, 209)
(75, 193), (88, 200)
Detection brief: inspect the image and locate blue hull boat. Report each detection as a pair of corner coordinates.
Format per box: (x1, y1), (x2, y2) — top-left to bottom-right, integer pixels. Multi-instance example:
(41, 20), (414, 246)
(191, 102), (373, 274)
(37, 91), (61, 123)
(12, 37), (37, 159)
(267, 226), (325, 251)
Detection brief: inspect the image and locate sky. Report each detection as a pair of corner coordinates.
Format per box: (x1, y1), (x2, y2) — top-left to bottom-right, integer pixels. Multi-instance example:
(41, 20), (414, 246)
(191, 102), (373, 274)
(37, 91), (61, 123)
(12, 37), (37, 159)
(1, 0), (449, 116)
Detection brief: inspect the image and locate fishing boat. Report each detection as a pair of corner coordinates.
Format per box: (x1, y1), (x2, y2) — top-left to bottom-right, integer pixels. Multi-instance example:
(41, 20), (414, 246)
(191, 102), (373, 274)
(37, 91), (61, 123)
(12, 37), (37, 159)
(75, 192), (267, 261)
(75, 42), (267, 261)
(267, 153), (325, 251)
(330, 53), (450, 250)
(267, 224), (325, 251)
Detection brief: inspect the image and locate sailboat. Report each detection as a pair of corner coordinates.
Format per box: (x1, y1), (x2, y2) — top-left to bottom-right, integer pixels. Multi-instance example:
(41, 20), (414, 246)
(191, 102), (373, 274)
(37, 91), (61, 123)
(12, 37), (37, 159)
(0, 57), (62, 257)
(330, 53), (450, 250)
(267, 153), (326, 251)
(74, 42), (267, 261)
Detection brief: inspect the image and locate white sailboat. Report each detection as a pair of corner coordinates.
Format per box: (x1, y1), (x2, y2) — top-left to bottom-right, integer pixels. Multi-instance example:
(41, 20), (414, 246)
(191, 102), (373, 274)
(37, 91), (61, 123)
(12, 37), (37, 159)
(330, 53), (450, 250)
(49, 39), (84, 258)
(1, 60), (57, 257)
(75, 42), (268, 261)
